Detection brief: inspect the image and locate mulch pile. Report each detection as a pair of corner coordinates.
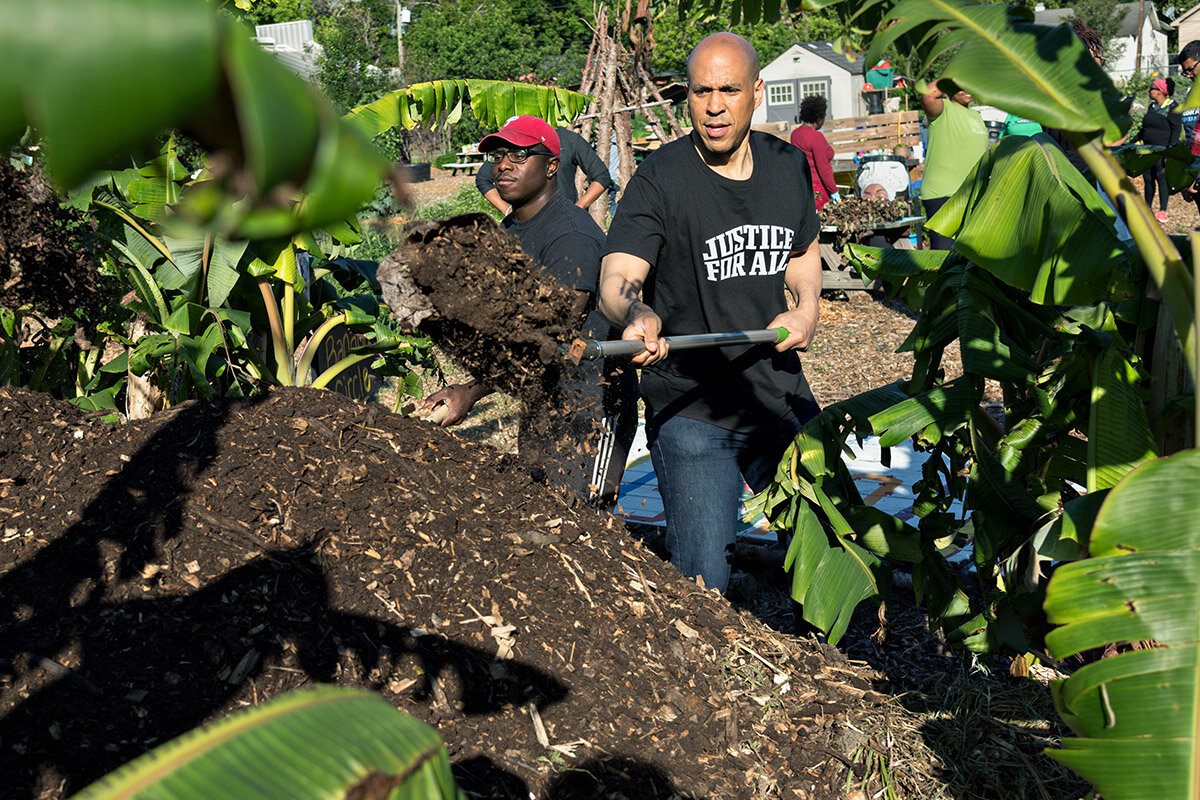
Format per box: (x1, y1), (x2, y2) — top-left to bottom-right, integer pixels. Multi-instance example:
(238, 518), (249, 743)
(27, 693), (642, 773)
(0, 164), (108, 317)
(0, 385), (920, 800)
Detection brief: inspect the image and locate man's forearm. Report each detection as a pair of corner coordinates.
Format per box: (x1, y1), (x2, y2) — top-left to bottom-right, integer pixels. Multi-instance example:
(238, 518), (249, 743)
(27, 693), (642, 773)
(598, 273), (651, 327)
(786, 238), (823, 316)
(576, 181), (608, 209)
(482, 188), (510, 216)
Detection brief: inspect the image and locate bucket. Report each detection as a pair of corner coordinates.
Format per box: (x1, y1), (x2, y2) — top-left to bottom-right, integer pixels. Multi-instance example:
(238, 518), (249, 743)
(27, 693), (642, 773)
(398, 162), (431, 183)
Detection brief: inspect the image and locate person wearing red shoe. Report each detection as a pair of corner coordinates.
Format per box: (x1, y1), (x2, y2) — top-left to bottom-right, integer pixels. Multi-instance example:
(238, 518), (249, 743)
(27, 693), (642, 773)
(1136, 77), (1181, 223)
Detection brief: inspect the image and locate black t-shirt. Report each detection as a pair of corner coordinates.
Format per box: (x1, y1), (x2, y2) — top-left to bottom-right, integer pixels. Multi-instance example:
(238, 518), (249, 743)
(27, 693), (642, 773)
(504, 193), (606, 332)
(1138, 99), (1182, 147)
(603, 131), (822, 432)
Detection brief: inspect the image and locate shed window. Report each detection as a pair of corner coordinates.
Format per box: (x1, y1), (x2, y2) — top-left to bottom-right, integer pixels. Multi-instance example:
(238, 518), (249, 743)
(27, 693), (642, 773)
(799, 80), (829, 100)
(768, 83), (794, 106)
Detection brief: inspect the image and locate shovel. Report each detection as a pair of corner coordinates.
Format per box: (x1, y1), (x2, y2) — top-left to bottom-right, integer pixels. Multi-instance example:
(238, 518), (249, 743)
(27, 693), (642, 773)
(566, 327), (788, 364)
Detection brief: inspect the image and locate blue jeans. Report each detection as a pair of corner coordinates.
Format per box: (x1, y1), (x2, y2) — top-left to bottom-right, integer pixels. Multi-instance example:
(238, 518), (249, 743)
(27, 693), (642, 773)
(647, 411), (801, 593)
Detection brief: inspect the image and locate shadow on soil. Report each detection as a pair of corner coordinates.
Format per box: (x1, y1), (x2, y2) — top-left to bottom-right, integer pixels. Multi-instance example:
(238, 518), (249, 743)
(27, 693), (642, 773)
(0, 399), (694, 800)
(833, 581), (1091, 800)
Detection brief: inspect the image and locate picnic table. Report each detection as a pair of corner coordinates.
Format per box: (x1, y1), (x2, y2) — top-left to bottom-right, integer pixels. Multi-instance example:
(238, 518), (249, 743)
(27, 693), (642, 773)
(446, 146), (486, 176)
(819, 215), (925, 291)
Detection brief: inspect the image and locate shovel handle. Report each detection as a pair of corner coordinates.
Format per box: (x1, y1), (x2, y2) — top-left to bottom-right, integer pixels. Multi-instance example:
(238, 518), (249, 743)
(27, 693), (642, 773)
(568, 328), (787, 362)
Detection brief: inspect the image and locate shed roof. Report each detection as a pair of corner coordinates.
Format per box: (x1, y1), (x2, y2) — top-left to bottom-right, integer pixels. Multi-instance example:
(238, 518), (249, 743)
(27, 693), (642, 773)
(798, 41), (859, 73)
(1171, 1), (1200, 28)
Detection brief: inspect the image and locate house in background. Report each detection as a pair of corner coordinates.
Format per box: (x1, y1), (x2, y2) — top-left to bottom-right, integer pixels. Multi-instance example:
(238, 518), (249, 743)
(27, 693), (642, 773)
(1172, 3), (1200, 52)
(254, 19), (322, 81)
(1032, 2), (1171, 78)
(753, 42), (864, 127)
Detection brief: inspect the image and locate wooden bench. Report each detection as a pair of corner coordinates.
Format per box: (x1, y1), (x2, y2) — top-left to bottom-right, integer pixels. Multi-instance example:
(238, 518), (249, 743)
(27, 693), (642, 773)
(822, 111), (920, 157)
(445, 162), (479, 176)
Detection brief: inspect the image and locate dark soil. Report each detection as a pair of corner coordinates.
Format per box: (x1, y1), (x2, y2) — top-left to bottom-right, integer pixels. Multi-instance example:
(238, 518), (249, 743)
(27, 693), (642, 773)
(0, 385), (907, 800)
(0, 165), (107, 317)
(381, 214), (583, 404)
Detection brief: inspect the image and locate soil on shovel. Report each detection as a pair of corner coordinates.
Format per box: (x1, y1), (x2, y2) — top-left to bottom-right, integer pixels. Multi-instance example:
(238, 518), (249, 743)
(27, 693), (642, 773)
(379, 214), (584, 406)
(0, 385), (916, 800)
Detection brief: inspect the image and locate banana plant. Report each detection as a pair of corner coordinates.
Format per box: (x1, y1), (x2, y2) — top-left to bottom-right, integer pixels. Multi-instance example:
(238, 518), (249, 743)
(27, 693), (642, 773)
(1042, 450), (1200, 800)
(3, 0), (390, 241)
(755, 131), (1162, 652)
(72, 686), (465, 799)
(347, 79), (591, 138)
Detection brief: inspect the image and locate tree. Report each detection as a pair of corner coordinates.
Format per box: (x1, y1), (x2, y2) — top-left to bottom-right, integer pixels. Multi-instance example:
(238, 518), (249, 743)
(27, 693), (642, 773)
(314, 0), (398, 112)
(650, 8), (840, 77)
(235, 0), (315, 26)
(402, 0), (593, 86)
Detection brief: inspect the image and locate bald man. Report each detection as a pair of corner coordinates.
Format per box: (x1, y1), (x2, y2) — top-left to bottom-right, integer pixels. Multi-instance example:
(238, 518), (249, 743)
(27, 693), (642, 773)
(598, 33), (823, 594)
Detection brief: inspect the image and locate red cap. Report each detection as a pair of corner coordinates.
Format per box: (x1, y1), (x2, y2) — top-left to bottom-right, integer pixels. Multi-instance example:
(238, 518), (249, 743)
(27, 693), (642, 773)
(478, 116), (560, 157)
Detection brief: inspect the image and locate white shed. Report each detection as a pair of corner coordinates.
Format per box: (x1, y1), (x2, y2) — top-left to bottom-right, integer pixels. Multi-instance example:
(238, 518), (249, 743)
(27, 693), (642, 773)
(753, 42), (863, 127)
(255, 19), (323, 81)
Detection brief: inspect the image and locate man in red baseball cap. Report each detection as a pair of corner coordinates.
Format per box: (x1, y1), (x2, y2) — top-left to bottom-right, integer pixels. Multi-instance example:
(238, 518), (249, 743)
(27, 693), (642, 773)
(478, 115), (561, 157)
(476, 116), (612, 215)
(423, 114), (637, 510)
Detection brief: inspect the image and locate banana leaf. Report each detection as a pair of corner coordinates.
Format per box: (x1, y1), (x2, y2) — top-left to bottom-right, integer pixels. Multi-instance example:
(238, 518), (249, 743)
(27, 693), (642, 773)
(863, 0), (1128, 142)
(1114, 143), (1200, 193)
(1087, 347), (1158, 492)
(348, 79), (591, 139)
(2, 0), (386, 240)
(1043, 450), (1200, 800)
(928, 135), (1129, 305)
(72, 685), (465, 799)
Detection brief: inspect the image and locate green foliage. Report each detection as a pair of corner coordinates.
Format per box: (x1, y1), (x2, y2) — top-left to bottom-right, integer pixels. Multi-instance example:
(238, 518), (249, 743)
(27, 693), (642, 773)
(863, 1), (1129, 144)
(234, 0), (314, 27)
(651, 7), (837, 77)
(403, 0), (594, 86)
(72, 686), (465, 799)
(1043, 451), (1200, 800)
(413, 185), (503, 221)
(2, 0), (388, 241)
(315, 0), (398, 112)
(347, 79), (591, 139)
(762, 127), (1165, 654)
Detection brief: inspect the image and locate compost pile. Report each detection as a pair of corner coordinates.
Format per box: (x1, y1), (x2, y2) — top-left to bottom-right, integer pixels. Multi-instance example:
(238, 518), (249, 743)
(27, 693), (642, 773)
(819, 197), (912, 246)
(0, 164), (108, 316)
(378, 214), (583, 405)
(0, 385), (925, 800)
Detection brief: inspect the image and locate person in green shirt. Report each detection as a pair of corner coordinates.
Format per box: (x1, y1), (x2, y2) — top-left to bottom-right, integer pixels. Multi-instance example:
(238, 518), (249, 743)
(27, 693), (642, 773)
(1002, 113), (1043, 137)
(919, 78), (989, 250)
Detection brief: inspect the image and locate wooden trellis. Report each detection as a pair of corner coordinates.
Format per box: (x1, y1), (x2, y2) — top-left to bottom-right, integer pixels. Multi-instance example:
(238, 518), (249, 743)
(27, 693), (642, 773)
(573, 1), (685, 226)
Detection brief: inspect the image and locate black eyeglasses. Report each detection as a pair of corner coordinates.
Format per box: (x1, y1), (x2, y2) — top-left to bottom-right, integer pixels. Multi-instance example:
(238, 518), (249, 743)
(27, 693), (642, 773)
(1183, 61), (1198, 78)
(484, 148), (554, 164)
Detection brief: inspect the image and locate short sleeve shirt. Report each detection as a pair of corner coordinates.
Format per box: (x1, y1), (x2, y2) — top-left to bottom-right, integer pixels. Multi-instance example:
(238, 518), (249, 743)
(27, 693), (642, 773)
(922, 100), (989, 199)
(603, 131), (821, 432)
